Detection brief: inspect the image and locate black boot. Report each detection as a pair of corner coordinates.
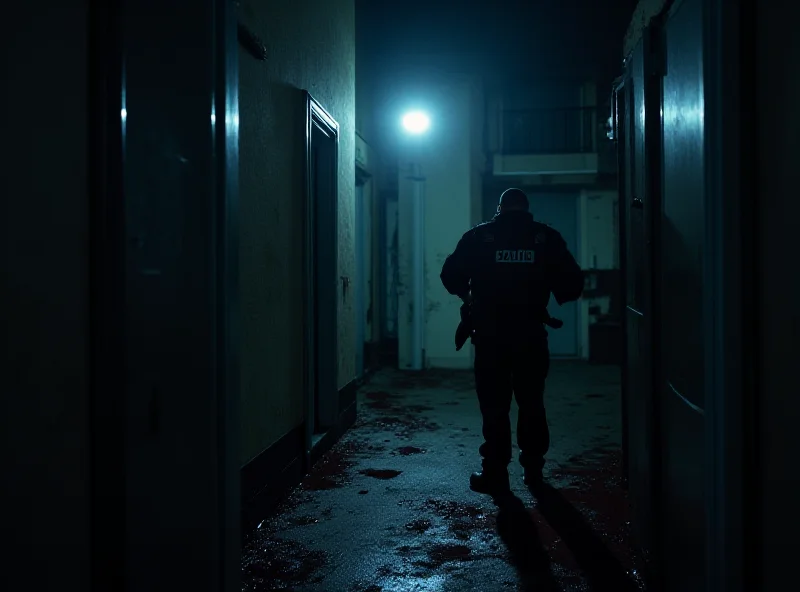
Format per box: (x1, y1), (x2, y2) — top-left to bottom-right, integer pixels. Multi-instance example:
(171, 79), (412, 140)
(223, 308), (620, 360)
(469, 469), (510, 495)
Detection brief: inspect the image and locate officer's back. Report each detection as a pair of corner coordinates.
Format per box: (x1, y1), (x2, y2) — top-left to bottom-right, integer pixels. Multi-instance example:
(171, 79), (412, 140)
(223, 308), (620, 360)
(440, 189), (583, 344)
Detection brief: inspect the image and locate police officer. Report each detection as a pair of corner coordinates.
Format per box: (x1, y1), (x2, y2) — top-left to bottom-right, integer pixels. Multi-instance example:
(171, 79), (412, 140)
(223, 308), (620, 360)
(440, 188), (584, 495)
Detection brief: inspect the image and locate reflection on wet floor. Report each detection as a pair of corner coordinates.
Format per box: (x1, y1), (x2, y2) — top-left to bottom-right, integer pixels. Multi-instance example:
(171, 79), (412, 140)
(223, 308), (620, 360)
(242, 363), (646, 591)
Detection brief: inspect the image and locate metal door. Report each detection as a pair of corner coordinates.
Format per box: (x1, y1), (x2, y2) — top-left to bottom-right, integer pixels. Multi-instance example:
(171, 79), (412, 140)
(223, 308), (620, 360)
(621, 33), (662, 579)
(659, 0), (707, 588)
(303, 93), (340, 449)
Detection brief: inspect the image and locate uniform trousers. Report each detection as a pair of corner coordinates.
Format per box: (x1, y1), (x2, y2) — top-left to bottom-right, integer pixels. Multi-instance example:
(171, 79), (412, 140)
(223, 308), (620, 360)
(473, 334), (550, 472)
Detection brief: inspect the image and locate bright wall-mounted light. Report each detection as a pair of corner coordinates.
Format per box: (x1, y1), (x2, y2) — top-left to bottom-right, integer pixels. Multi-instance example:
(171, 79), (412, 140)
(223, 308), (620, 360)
(401, 110), (430, 135)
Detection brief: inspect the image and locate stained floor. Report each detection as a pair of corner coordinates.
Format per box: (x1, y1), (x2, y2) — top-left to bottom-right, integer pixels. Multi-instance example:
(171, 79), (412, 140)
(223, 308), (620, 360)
(242, 362), (646, 592)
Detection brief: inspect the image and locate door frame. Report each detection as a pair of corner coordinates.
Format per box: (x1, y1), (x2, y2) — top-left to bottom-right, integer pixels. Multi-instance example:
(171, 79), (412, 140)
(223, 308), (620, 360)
(612, 76), (630, 484)
(702, 0), (757, 588)
(302, 91), (340, 467)
(88, 0), (240, 588)
(616, 28), (666, 586)
(88, 1), (126, 587)
(642, 20), (666, 585)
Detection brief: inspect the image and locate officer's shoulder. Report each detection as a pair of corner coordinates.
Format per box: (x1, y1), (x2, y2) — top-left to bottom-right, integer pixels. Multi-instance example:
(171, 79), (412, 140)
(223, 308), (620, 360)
(464, 220), (494, 239)
(532, 221), (566, 245)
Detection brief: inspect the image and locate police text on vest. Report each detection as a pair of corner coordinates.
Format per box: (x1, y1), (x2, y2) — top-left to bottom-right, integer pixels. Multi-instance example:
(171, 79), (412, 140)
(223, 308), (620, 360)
(495, 250), (535, 263)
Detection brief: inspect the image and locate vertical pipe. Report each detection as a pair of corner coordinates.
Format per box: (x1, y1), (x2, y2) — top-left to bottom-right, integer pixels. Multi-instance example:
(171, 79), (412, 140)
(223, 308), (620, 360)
(409, 163), (425, 370)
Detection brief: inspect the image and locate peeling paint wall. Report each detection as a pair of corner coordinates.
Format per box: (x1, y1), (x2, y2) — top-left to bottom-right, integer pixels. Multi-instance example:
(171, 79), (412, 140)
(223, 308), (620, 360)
(397, 76), (477, 369)
(238, 0), (355, 465)
(368, 175), (383, 344)
(385, 197), (400, 337)
(361, 176), (375, 343)
(396, 173), (414, 367)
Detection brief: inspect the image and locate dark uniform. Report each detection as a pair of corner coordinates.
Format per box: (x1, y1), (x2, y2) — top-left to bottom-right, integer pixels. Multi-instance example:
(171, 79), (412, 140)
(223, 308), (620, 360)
(440, 190), (583, 493)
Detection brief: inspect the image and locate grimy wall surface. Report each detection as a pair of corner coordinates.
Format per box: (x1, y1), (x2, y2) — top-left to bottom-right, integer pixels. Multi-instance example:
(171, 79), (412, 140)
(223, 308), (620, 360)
(238, 0), (356, 464)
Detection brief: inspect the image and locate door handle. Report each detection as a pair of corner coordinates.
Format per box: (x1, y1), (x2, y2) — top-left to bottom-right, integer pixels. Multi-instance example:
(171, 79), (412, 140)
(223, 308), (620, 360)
(632, 197), (644, 210)
(340, 275), (351, 300)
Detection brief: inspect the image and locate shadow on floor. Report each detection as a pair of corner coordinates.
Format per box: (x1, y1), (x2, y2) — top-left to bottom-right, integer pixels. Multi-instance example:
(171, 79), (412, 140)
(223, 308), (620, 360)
(493, 493), (561, 592)
(527, 482), (640, 591)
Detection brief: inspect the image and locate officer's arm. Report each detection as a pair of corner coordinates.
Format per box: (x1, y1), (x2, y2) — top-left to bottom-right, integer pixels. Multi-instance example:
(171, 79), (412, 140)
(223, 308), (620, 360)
(440, 231), (475, 300)
(548, 234), (584, 305)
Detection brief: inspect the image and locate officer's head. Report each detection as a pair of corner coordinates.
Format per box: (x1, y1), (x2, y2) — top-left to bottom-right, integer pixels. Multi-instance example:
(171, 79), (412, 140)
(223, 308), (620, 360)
(497, 188), (529, 214)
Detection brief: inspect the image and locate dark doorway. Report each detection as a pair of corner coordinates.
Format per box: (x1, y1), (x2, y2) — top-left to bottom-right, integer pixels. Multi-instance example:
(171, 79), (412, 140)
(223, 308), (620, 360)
(303, 92), (339, 451)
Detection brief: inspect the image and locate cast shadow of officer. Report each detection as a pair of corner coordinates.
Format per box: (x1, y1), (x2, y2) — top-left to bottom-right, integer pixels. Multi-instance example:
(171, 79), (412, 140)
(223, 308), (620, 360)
(492, 492), (561, 592)
(491, 486), (640, 591)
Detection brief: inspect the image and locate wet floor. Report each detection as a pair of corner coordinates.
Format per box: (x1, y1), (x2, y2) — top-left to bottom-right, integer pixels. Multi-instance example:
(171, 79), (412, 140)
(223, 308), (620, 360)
(242, 362), (646, 591)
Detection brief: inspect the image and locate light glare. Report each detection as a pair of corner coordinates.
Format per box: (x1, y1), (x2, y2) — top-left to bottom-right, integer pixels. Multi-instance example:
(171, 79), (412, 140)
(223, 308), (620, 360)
(402, 111), (430, 135)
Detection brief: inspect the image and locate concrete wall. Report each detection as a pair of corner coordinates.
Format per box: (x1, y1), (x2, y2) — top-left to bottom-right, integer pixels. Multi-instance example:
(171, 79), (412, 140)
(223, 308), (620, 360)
(355, 21), (376, 146)
(355, 3), (381, 348)
(396, 76), (478, 370)
(355, 136), (381, 347)
(238, 0), (355, 465)
(1, 2), (90, 588)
